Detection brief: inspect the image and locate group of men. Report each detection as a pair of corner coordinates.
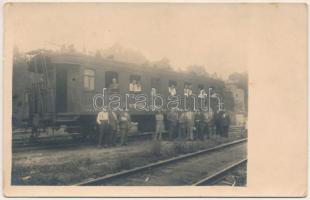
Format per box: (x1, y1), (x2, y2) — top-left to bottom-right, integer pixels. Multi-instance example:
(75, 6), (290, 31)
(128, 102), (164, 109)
(155, 109), (231, 141)
(96, 110), (131, 148)
(96, 109), (231, 148)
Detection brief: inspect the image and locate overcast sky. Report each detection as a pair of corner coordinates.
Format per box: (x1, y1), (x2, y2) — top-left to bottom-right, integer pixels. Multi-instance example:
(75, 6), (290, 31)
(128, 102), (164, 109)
(8, 3), (253, 78)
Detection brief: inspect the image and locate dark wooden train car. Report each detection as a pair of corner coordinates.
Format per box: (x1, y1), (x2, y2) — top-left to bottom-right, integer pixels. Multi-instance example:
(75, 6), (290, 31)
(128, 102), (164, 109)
(26, 51), (226, 135)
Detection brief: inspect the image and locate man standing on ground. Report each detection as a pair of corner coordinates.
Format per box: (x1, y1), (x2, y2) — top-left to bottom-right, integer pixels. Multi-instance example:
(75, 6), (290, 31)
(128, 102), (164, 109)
(154, 111), (165, 140)
(221, 111), (230, 138)
(195, 111), (205, 140)
(119, 111), (131, 146)
(30, 113), (40, 139)
(96, 109), (111, 148)
(167, 109), (178, 140)
(178, 111), (187, 139)
(109, 110), (119, 146)
(185, 111), (195, 140)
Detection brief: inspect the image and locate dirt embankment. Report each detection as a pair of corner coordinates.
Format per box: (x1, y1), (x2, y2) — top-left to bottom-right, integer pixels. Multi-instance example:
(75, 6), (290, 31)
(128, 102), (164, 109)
(12, 131), (247, 185)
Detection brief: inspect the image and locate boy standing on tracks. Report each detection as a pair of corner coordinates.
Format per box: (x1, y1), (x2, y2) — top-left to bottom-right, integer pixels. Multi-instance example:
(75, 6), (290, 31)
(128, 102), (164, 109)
(119, 111), (131, 146)
(96, 109), (111, 148)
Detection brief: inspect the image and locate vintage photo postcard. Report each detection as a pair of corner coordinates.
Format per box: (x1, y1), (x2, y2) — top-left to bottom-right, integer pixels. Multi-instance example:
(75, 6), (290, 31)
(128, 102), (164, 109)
(3, 2), (307, 197)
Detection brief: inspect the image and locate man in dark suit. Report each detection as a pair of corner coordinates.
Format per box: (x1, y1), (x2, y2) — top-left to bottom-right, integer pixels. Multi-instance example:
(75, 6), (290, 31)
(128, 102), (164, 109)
(108, 110), (119, 147)
(221, 111), (230, 138)
(214, 110), (223, 137)
(119, 111), (131, 145)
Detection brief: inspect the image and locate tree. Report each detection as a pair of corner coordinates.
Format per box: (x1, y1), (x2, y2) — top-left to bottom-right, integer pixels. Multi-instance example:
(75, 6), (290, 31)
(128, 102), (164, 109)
(152, 57), (172, 70)
(228, 72), (248, 112)
(187, 65), (210, 77)
(95, 50), (102, 58)
(68, 44), (76, 53)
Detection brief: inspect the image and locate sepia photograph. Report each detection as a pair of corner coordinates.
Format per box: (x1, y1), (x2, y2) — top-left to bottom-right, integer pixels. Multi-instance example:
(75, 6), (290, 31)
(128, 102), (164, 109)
(3, 2), (307, 197)
(10, 3), (248, 186)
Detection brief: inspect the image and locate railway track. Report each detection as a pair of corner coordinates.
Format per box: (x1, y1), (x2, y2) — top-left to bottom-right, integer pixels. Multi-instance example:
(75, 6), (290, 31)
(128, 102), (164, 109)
(12, 131), (157, 152)
(75, 137), (247, 186)
(193, 158), (247, 186)
(13, 127), (246, 152)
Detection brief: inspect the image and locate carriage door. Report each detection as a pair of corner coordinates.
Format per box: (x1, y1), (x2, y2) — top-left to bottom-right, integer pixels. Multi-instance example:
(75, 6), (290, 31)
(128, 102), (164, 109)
(55, 67), (67, 112)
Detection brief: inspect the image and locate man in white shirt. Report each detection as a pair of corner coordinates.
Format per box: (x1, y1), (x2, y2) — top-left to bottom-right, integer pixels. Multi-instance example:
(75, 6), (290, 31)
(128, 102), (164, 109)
(96, 110), (111, 148)
(184, 84), (189, 97)
(185, 111), (195, 140)
(135, 80), (142, 93)
(129, 80), (137, 93)
(188, 84), (193, 96)
(169, 84), (177, 96)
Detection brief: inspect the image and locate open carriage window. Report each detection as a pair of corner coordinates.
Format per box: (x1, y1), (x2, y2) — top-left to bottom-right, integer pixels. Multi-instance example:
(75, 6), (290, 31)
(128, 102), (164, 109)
(105, 71), (119, 87)
(198, 84), (206, 98)
(184, 82), (193, 96)
(84, 69), (95, 91)
(151, 77), (160, 95)
(198, 84), (204, 90)
(105, 71), (119, 93)
(129, 75), (142, 93)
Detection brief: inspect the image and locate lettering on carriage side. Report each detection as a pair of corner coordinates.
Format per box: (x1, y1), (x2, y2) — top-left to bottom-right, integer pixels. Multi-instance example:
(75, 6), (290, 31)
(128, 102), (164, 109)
(92, 87), (221, 111)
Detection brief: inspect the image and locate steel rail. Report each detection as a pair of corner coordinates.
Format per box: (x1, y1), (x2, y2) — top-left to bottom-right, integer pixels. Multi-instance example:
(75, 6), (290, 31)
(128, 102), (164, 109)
(74, 137), (247, 186)
(193, 158), (247, 186)
(12, 131), (158, 151)
(13, 128), (245, 147)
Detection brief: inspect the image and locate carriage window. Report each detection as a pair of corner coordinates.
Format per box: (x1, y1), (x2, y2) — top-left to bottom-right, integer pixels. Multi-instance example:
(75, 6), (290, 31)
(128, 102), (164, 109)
(84, 69), (95, 91)
(169, 80), (177, 86)
(184, 82), (192, 96)
(129, 75), (142, 93)
(168, 80), (177, 96)
(198, 84), (205, 98)
(105, 71), (119, 93)
(151, 77), (160, 95)
(151, 77), (160, 89)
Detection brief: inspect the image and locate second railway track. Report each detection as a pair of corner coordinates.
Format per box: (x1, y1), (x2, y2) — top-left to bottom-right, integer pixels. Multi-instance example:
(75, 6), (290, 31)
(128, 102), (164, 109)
(75, 137), (247, 186)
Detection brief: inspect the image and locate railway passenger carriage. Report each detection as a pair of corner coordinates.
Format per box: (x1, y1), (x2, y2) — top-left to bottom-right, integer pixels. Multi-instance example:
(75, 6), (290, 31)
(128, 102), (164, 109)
(25, 51), (226, 138)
